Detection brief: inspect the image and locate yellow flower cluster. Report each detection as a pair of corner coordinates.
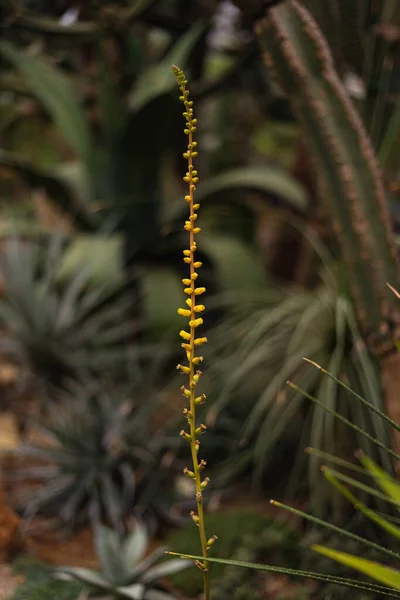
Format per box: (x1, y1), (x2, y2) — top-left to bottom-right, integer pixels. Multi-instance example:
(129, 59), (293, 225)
(173, 65), (207, 386)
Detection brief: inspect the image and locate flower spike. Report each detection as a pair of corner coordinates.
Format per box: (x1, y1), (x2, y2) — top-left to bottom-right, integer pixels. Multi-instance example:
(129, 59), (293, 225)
(172, 65), (213, 600)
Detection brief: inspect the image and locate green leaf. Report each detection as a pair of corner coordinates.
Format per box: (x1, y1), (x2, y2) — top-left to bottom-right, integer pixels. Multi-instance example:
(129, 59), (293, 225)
(0, 150), (95, 230)
(128, 22), (207, 112)
(378, 104), (400, 168)
(140, 559), (190, 584)
(141, 268), (182, 337)
(0, 41), (95, 198)
(57, 235), (124, 289)
(94, 525), (126, 585)
(200, 235), (267, 292)
(194, 166), (308, 212)
(360, 454), (400, 504)
(165, 553), (400, 597)
(312, 545), (400, 590)
(56, 567), (109, 588)
(322, 470), (400, 539)
(115, 583), (145, 599)
(123, 522), (148, 570)
(143, 590), (176, 600)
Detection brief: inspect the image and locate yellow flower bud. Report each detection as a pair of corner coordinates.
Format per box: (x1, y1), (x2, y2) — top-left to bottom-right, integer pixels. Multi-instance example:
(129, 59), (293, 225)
(177, 364), (190, 374)
(194, 337), (207, 346)
(189, 318), (203, 327)
(185, 195), (191, 202)
(183, 257), (191, 263)
(193, 204), (200, 210)
(182, 279), (191, 285)
(183, 250), (191, 256)
(193, 227), (201, 234)
(183, 467), (196, 479)
(181, 385), (191, 397)
(191, 273), (198, 280)
(200, 477), (210, 490)
(184, 287), (193, 294)
(177, 308), (191, 317)
(190, 511), (200, 525)
(180, 430), (191, 442)
(193, 262), (202, 268)
(194, 287), (206, 295)
(192, 356), (203, 365)
(206, 535), (218, 549)
(186, 298), (192, 307)
(180, 330), (191, 341)
(194, 305), (205, 312)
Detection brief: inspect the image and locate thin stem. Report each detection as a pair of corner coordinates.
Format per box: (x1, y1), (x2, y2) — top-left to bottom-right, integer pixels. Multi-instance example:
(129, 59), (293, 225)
(188, 125), (210, 599)
(173, 65), (212, 600)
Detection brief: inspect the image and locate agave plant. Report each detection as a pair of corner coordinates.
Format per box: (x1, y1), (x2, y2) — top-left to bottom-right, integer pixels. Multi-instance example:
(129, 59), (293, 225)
(11, 378), (178, 533)
(57, 522), (189, 600)
(0, 236), (137, 398)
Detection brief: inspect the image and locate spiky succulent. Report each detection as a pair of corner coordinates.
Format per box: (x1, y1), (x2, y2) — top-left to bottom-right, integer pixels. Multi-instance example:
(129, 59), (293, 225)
(57, 522), (190, 600)
(0, 237), (137, 397)
(13, 380), (177, 533)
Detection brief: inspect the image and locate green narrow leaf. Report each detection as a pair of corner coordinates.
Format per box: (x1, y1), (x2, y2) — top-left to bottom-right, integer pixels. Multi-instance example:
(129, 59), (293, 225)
(271, 498), (400, 561)
(360, 453), (400, 504)
(287, 382), (400, 461)
(0, 41), (95, 198)
(166, 552), (400, 597)
(323, 466), (400, 507)
(323, 470), (400, 539)
(313, 545), (400, 590)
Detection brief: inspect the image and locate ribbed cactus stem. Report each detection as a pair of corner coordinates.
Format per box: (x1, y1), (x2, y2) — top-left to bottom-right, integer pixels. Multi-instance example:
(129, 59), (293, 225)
(256, 0), (400, 334)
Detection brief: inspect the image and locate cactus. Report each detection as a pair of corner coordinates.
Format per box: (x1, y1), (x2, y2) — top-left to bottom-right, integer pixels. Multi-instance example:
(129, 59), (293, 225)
(255, 0), (400, 335)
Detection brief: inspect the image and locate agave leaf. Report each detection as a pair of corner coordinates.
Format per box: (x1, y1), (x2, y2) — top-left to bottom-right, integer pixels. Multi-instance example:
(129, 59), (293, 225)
(143, 590), (176, 600)
(57, 566), (109, 588)
(116, 583), (146, 599)
(128, 22), (207, 112)
(0, 42), (95, 199)
(123, 522), (149, 570)
(95, 525), (127, 585)
(312, 545), (400, 591)
(130, 548), (166, 580)
(360, 454), (400, 504)
(140, 559), (191, 584)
